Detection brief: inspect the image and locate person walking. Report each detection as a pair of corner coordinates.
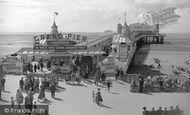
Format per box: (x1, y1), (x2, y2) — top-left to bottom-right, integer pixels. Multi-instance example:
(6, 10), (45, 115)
(16, 89), (23, 109)
(92, 91), (95, 102)
(19, 77), (24, 91)
(95, 88), (103, 105)
(105, 80), (111, 92)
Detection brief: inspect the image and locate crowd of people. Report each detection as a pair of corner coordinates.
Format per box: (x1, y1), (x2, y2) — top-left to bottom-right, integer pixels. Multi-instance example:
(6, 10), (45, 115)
(143, 106), (183, 115)
(130, 75), (190, 93)
(9, 72), (58, 112)
(23, 60), (44, 74)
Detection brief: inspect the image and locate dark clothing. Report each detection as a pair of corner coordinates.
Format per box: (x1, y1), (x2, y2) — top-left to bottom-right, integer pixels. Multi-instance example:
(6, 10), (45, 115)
(25, 96), (32, 115)
(40, 63), (44, 71)
(95, 91), (103, 104)
(38, 86), (45, 99)
(1, 78), (5, 90)
(101, 73), (106, 82)
(34, 64), (37, 73)
(50, 83), (56, 98)
(19, 79), (24, 91)
(107, 81), (111, 89)
(139, 77), (144, 93)
(33, 79), (39, 93)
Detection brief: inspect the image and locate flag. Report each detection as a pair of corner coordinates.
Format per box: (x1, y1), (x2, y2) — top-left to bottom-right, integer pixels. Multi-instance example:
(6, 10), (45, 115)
(54, 12), (58, 15)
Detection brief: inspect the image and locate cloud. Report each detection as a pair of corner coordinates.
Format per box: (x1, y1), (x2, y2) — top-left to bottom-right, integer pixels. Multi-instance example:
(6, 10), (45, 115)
(0, 0), (189, 33)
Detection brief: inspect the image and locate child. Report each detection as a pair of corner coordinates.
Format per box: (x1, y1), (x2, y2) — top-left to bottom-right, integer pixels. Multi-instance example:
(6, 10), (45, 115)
(10, 97), (15, 108)
(92, 91), (95, 102)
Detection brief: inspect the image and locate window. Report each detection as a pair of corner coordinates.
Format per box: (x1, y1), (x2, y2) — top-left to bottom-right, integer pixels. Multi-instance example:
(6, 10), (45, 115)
(128, 45), (130, 51)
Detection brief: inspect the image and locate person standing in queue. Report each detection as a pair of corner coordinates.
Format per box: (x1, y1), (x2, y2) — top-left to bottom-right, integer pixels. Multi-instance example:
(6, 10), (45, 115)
(16, 89), (23, 109)
(50, 82), (56, 98)
(34, 64), (37, 73)
(19, 77), (24, 91)
(33, 77), (39, 93)
(1, 76), (5, 91)
(139, 75), (145, 93)
(38, 84), (46, 102)
(25, 94), (33, 115)
(40, 62), (44, 71)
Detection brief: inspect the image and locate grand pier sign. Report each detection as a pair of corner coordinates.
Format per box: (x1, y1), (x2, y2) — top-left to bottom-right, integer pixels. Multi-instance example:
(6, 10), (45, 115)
(34, 33), (87, 45)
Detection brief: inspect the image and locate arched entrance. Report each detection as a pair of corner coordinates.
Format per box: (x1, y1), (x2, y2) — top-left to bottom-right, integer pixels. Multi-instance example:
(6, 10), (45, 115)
(80, 56), (93, 72)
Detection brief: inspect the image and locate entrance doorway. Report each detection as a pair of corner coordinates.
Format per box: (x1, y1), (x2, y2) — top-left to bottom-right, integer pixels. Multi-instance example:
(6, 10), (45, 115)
(80, 56), (93, 72)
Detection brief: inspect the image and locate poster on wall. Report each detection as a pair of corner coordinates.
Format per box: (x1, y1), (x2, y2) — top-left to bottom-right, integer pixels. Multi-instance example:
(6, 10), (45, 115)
(119, 43), (128, 62)
(100, 61), (115, 77)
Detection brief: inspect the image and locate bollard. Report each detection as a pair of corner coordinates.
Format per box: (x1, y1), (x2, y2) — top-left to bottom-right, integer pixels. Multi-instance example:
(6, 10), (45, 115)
(157, 106), (163, 115)
(149, 107), (156, 115)
(163, 107), (169, 115)
(143, 107), (150, 115)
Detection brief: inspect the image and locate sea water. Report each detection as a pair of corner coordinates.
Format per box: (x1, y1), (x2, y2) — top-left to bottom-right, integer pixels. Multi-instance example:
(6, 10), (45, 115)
(0, 33), (190, 66)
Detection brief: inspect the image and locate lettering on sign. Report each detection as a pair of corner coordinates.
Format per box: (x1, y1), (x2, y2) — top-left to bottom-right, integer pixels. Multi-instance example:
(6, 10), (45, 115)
(142, 7), (180, 28)
(34, 33), (87, 45)
(34, 46), (87, 50)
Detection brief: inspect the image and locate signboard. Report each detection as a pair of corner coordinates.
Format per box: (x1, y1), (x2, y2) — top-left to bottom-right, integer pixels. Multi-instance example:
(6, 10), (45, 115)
(100, 59), (115, 77)
(34, 46), (87, 50)
(60, 66), (70, 73)
(2, 62), (23, 74)
(46, 41), (75, 45)
(119, 43), (128, 61)
(108, 57), (114, 63)
(142, 7), (180, 28)
(52, 65), (71, 73)
(34, 33), (87, 45)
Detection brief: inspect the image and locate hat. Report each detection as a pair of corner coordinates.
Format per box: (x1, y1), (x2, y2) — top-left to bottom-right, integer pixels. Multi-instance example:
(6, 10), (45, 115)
(143, 107), (147, 110)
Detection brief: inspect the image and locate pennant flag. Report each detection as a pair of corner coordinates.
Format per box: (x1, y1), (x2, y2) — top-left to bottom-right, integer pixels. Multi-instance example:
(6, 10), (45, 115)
(54, 12), (58, 15)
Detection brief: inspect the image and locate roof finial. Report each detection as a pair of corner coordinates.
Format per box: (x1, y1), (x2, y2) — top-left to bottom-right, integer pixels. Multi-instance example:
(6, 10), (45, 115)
(54, 12), (58, 23)
(119, 17), (121, 23)
(124, 11), (126, 24)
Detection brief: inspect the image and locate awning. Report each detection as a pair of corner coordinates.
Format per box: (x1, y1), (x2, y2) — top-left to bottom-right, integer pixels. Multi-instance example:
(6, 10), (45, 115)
(69, 50), (105, 56)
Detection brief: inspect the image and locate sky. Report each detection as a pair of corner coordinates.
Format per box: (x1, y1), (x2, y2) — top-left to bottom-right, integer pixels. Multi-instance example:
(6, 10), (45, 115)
(0, 0), (190, 33)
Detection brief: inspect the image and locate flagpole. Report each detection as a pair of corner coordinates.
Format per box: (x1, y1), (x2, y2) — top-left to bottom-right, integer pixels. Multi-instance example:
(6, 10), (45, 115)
(54, 12), (55, 22)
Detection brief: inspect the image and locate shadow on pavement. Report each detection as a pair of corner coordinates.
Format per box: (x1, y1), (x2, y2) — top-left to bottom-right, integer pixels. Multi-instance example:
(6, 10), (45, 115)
(0, 98), (9, 103)
(39, 98), (52, 105)
(82, 79), (94, 85)
(67, 83), (87, 87)
(56, 86), (66, 90)
(116, 81), (126, 85)
(99, 103), (112, 109)
(53, 97), (63, 101)
(109, 91), (118, 95)
(3, 90), (11, 93)
(97, 84), (106, 88)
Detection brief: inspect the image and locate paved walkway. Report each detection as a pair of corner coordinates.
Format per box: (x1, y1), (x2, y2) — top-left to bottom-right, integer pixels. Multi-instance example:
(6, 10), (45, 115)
(1, 75), (190, 115)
